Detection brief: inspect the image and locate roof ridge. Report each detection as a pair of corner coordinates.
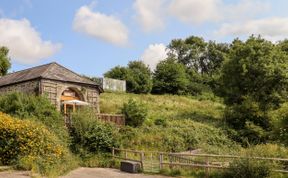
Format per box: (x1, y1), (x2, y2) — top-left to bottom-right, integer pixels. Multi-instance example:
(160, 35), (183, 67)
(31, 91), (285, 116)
(41, 62), (58, 78)
(51, 62), (97, 84)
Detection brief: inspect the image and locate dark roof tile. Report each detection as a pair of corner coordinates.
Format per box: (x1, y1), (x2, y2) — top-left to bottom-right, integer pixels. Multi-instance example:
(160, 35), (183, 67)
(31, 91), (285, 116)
(0, 62), (99, 87)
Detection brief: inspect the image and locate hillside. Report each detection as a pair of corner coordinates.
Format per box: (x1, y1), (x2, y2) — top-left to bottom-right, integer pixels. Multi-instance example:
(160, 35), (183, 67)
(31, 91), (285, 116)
(100, 92), (241, 154)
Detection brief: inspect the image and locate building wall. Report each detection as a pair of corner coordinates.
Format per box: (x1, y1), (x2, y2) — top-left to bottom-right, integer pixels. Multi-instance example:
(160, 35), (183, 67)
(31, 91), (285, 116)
(98, 77), (126, 92)
(0, 80), (39, 95)
(40, 79), (100, 112)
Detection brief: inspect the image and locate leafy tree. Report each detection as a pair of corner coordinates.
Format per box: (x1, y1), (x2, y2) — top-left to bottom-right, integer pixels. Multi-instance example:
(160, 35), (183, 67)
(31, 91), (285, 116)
(167, 36), (228, 95)
(167, 36), (228, 76)
(220, 36), (288, 144)
(104, 61), (152, 94)
(152, 58), (189, 94)
(104, 66), (128, 80)
(220, 36), (288, 109)
(0, 47), (11, 76)
(126, 61), (152, 94)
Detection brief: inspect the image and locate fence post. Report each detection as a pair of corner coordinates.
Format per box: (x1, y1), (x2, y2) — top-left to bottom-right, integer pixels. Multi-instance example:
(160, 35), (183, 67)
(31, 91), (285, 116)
(205, 156), (210, 178)
(125, 150), (127, 159)
(140, 152), (145, 171)
(112, 147), (115, 157)
(159, 153), (163, 170)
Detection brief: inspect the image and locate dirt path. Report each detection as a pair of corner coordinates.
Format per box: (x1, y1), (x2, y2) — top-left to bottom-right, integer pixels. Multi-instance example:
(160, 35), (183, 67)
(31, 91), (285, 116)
(0, 168), (173, 178)
(61, 168), (172, 178)
(0, 170), (31, 178)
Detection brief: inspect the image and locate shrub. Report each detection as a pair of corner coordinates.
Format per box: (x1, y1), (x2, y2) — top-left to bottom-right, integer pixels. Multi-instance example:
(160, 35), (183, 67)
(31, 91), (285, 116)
(0, 92), (69, 144)
(70, 108), (119, 154)
(121, 99), (147, 127)
(269, 103), (288, 146)
(0, 112), (76, 176)
(224, 98), (271, 145)
(223, 159), (272, 178)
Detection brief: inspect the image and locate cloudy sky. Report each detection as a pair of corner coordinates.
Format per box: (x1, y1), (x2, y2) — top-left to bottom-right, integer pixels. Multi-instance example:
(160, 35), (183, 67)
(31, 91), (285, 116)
(0, 0), (287, 76)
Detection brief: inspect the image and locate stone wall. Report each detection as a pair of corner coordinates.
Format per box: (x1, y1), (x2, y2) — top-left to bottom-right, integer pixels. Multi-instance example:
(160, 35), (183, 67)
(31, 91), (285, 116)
(40, 79), (100, 112)
(0, 80), (39, 95)
(98, 77), (126, 92)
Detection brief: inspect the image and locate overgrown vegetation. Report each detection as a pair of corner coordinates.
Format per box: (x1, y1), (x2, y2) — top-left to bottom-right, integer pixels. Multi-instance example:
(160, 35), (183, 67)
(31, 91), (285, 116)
(121, 99), (148, 127)
(0, 112), (77, 176)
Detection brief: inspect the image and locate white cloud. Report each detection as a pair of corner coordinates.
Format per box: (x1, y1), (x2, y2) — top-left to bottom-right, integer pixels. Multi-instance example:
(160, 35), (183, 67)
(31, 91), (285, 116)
(168, 0), (269, 24)
(133, 0), (167, 32)
(168, 0), (221, 24)
(73, 5), (129, 46)
(216, 17), (288, 41)
(224, 0), (269, 21)
(141, 43), (168, 71)
(0, 18), (61, 64)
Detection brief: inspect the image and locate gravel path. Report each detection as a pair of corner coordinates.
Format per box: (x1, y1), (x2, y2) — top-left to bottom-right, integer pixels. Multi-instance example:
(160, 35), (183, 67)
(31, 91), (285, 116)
(0, 171), (31, 178)
(0, 168), (173, 178)
(61, 167), (172, 178)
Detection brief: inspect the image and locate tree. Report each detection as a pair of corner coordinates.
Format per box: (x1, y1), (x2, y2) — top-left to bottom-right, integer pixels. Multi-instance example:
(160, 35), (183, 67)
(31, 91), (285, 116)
(126, 61), (153, 94)
(219, 36), (288, 144)
(0, 47), (11, 76)
(220, 36), (288, 109)
(104, 66), (128, 80)
(121, 99), (147, 127)
(152, 58), (189, 94)
(167, 36), (228, 95)
(104, 61), (152, 94)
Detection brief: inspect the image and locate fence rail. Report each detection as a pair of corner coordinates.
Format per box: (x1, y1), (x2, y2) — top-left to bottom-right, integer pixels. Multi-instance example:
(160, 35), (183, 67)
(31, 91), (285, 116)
(97, 113), (125, 125)
(112, 147), (288, 175)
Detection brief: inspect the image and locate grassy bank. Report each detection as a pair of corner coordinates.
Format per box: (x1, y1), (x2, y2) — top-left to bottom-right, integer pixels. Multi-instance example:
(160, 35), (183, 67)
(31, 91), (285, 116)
(100, 93), (240, 154)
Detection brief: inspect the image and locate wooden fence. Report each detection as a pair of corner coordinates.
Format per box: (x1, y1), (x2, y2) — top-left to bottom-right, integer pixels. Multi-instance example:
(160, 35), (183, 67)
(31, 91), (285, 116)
(112, 148), (288, 176)
(97, 113), (125, 125)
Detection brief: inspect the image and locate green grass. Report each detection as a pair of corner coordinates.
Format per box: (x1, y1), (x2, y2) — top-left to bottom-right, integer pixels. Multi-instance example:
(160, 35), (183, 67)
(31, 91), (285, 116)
(100, 93), (224, 126)
(100, 93), (240, 154)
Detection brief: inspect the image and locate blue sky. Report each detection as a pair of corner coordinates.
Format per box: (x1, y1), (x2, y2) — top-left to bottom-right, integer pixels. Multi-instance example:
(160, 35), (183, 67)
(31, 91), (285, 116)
(0, 0), (288, 77)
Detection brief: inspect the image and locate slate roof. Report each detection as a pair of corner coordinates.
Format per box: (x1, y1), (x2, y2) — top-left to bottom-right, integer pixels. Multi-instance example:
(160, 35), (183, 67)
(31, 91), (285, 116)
(0, 62), (100, 88)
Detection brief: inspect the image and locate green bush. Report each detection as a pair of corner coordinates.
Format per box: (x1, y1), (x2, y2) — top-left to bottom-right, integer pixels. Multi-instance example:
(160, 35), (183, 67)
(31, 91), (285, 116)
(121, 99), (148, 127)
(0, 112), (77, 176)
(0, 92), (69, 144)
(223, 159), (272, 178)
(70, 108), (119, 154)
(224, 98), (271, 145)
(269, 103), (288, 146)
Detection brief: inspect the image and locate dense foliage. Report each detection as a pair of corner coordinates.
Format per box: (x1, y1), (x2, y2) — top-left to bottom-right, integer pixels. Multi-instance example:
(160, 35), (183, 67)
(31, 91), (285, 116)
(219, 36), (288, 145)
(104, 61), (152, 93)
(0, 112), (75, 176)
(152, 58), (189, 94)
(0, 46), (11, 76)
(0, 92), (69, 143)
(121, 99), (148, 127)
(223, 159), (272, 178)
(70, 108), (119, 154)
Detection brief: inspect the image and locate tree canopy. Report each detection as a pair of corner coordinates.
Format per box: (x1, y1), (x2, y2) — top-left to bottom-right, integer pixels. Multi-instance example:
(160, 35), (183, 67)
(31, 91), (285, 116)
(104, 61), (152, 94)
(152, 58), (189, 95)
(0, 47), (11, 76)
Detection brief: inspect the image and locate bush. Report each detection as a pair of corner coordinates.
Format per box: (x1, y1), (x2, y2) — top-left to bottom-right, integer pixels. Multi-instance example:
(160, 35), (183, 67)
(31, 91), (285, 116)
(121, 99), (147, 127)
(0, 112), (76, 176)
(269, 103), (288, 146)
(0, 92), (69, 144)
(70, 108), (119, 154)
(224, 98), (271, 145)
(223, 159), (272, 178)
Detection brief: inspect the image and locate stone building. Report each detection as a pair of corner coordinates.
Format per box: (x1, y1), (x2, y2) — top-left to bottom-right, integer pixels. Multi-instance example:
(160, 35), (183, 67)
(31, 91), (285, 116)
(0, 62), (103, 113)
